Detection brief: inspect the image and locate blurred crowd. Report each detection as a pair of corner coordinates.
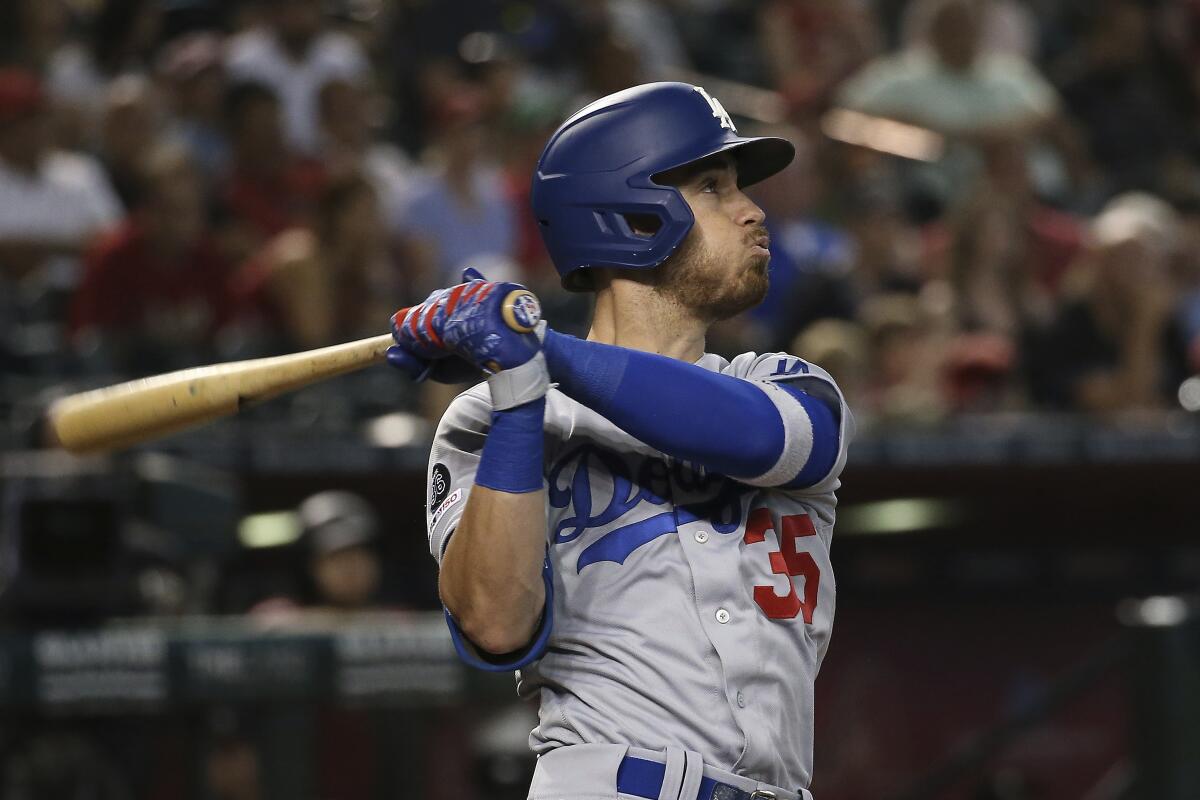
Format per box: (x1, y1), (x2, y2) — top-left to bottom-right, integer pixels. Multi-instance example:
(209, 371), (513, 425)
(4, 3), (1199, 796)
(2, 0), (1200, 430)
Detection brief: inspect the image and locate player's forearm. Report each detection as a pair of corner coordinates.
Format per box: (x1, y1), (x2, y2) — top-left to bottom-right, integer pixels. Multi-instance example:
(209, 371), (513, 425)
(440, 397), (548, 654)
(440, 486), (547, 654)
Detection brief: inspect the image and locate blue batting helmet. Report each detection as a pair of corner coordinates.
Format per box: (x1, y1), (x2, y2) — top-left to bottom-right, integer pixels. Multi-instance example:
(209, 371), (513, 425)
(531, 82), (794, 291)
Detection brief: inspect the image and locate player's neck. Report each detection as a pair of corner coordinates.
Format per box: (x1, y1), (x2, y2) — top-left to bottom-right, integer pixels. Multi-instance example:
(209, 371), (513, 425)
(587, 280), (708, 362)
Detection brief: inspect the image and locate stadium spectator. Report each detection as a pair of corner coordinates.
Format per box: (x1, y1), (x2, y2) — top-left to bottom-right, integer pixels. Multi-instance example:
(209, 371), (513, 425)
(298, 489), (395, 800)
(942, 332), (1019, 412)
(0, 0), (71, 72)
(42, 0), (164, 140)
(500, 96), (561, 285)
(316, 77), (416, 240)
(491, 84), (595, 337)
(745, 128), (858, 351)
(229, 172), (397, 351)
(900, 0), (1039, 60)
(758, 0), (880, 116)
(220, 80), (325, 250)
(810, 138), (930, 320)
(934, 135), (1084, 405)
(225, 0), (370, 156)
(98, 74), (165, 209)
(573, 13), (646, 101)
(837, 0), (1058, 138)
(394, 85), (518, 288)
(1050, 0), (1198, 196)
(242, 490), (387, 620)
(158, 32), (231, 180)
(791, 318), (871, 418)
(592, 0), (693, 81)
(0, 68), (121, 283)
(300, 490), (384, 612)
(70, 144), (237, 375)
(860, 292), (951, 421)
(0, 0), (1190, 427)
(1027, 193), (1192, 412)
(947, 137), (1083, 339)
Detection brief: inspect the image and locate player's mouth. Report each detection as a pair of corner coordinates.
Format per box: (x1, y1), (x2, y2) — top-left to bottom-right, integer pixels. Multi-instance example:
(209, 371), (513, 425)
(749, 233), (770, 256)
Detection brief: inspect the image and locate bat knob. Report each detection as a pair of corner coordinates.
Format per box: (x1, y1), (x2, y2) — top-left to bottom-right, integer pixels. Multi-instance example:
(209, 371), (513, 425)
(500, 289), (542, 334)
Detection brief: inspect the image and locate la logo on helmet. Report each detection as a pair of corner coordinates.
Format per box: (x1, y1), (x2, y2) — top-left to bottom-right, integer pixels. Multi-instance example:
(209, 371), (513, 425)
(694, 86), (736, 133)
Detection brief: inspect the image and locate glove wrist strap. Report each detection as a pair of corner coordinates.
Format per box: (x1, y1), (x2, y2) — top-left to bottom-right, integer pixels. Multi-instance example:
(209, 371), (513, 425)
(488, 351), (550, 410)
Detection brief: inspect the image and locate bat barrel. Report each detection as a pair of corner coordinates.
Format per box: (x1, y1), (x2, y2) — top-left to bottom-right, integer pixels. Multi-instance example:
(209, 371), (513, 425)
(48, 333), (396, 455)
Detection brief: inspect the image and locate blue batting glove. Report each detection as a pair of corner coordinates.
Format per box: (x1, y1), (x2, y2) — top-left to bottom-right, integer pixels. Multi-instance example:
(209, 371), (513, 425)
(385, 344), (482, 384)
(440, 278), (543, 374)
(388, 269), (495, 359)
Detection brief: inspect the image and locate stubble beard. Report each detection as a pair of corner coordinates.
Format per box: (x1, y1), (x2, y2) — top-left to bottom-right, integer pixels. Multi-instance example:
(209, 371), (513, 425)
(654, 232), (770, 322)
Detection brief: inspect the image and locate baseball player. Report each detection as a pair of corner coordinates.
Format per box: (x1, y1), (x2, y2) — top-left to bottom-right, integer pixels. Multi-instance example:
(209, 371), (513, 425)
(388, 82), (852, 800)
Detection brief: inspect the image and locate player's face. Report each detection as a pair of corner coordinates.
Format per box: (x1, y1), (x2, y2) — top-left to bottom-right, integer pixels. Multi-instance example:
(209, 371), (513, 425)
(654, 156), (770, 321)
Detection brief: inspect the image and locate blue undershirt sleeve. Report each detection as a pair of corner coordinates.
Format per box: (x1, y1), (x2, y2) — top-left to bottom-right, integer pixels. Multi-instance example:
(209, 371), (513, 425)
(779, 382), (840, 489)
(542, 330), (838, 485)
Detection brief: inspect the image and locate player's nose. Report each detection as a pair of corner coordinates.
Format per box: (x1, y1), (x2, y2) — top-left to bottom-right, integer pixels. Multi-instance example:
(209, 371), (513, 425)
(733, 188), (766, 227)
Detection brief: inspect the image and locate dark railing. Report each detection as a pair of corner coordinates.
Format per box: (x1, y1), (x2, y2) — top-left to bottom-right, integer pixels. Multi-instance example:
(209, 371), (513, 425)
(0, 615), (519, 800)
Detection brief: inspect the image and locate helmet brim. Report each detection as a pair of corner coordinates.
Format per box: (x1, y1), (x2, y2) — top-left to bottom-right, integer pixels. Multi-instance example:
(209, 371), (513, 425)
(651, 135), (796, 190)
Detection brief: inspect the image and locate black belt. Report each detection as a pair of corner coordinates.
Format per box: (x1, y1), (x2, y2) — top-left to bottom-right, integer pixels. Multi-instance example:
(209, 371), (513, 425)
(616, 755), (783, 800)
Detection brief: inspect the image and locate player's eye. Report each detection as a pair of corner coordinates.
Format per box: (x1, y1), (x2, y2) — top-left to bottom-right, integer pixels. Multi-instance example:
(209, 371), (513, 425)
(699, 177), (719, 193)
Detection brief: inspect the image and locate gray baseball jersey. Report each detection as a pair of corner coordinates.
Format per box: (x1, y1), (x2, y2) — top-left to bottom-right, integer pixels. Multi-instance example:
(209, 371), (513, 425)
(425, 350), (853, 791)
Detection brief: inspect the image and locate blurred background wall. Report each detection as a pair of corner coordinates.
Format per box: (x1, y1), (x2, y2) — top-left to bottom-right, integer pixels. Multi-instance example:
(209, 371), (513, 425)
(1, 0), (1199, 798)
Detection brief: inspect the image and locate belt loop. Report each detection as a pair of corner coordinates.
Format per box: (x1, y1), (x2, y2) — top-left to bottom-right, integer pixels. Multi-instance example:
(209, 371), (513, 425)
(658, 746), (686, 800)
(679, 750), (703, 799)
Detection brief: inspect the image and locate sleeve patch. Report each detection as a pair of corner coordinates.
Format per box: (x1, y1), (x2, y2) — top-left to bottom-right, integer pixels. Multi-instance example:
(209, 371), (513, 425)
(430, 488), (463, 530)
(429, 463), (451, 508)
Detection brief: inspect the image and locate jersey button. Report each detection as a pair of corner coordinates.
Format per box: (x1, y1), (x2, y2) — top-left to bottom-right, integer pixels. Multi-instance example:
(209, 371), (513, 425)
(694, 530), (709, 543)
(715, 608), (730, 624)
(736, 692), (746, 708)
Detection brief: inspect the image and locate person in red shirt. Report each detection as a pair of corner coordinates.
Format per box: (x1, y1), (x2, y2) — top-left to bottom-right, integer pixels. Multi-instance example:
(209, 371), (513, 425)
(71, 144), (237, 375)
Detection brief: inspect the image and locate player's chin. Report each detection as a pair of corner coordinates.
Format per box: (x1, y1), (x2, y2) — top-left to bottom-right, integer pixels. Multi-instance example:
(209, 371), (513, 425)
(710, 265), (768, 320)
(744, 254), (770, 295)
(749, 251), (770, 276)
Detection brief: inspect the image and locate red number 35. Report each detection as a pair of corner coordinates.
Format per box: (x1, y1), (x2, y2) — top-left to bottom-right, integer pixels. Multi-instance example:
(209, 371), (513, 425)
(743, 508), (820, 623)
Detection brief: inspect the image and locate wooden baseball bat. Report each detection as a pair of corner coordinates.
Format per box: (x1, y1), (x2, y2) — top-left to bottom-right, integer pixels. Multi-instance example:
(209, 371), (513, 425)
(47, 333), (396, 455)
